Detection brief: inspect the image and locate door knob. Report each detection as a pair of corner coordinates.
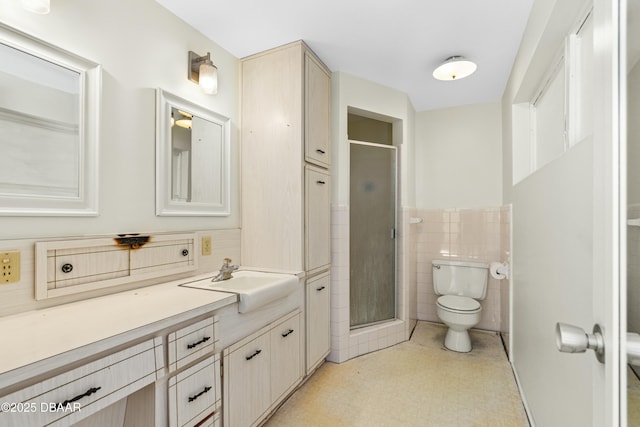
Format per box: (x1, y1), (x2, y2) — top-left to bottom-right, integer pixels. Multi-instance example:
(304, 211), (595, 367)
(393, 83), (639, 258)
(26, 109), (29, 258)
(555, 322), (605, 363)
(628, 332), (640, 366)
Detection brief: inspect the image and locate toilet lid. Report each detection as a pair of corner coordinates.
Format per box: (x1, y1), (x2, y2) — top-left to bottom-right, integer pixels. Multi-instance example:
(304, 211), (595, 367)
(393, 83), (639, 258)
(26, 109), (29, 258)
(437, 295), (481, 312)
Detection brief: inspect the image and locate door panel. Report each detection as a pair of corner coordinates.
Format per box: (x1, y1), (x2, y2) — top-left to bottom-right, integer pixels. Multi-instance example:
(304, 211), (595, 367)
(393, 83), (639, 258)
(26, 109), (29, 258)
(349, 141), (396, 327)
(511, 0), (620, 425)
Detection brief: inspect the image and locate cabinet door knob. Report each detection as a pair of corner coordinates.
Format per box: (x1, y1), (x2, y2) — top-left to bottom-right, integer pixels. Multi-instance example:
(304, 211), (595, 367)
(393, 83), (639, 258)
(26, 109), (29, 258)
(246, 349), (262, 360)
(61, 263), (73, 273)
(188, 386), (212, 403)
(187, 336), (211, 349)
(59, 386), (101, 407)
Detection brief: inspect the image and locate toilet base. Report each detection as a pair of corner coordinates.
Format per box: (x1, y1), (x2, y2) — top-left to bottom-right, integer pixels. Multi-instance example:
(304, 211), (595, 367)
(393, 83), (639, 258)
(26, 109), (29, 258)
(444, 328), (472, 353)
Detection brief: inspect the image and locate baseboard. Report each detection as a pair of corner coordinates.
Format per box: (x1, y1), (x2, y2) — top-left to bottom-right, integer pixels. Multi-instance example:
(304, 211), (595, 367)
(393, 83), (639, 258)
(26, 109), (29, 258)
(510, 360), (536, 427)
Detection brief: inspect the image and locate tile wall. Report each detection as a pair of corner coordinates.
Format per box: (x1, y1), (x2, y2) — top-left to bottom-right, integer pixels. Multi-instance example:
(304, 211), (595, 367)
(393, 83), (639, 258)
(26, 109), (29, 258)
(415, 207), (510, 332)
(328, 205), (413, 363)
(328, 204), (510, 364)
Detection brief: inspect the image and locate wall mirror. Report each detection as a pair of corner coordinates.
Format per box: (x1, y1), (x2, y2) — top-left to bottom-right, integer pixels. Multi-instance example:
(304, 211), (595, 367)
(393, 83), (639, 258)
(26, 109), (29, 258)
(0, 24), (100, 216)
(156, 89), (230, 216)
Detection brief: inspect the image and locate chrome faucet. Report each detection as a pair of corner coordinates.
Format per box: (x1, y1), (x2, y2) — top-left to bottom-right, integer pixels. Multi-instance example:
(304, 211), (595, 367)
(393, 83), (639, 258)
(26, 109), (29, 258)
(212, 258), (239, 282)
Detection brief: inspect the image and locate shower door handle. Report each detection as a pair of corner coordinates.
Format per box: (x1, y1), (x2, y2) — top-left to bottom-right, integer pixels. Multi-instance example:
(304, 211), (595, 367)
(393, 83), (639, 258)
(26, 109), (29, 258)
(555, 322), (604, 363)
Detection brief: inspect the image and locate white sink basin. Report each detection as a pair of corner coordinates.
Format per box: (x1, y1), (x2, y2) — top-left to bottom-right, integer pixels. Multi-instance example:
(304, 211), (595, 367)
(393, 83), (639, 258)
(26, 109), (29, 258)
(180, 270), (299, 313)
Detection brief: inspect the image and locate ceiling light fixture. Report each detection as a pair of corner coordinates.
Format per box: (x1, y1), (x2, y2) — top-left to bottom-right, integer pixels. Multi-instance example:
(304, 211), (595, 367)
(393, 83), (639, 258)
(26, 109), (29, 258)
(432, 56), (477, 81)
(188, 51), (218, 95)
(21, 0), (50, 14)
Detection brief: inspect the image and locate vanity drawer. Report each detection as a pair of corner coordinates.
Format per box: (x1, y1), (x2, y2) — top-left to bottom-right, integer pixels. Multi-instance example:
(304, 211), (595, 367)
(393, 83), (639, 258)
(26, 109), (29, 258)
(0, 338), (160, 427)
(168, 316), (218, 372)
(168, 354), (221, 427)
(48, 245), (130, 288)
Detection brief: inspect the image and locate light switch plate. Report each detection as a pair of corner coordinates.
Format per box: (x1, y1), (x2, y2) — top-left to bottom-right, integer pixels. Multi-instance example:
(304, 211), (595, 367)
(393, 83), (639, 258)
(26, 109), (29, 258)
(201, 236), (212, 256)
(1, 251), (20, 284)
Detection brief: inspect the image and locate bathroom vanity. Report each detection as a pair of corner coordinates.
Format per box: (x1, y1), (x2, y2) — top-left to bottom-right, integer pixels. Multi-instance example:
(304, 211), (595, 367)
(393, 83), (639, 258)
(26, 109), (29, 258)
(0, 259), (307, 427)
(0, 277), (234, 426)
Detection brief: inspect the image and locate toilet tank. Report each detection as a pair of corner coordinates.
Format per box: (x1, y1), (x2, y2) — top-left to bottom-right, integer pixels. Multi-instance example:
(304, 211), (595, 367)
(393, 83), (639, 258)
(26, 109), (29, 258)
(432, 259), (489, 300)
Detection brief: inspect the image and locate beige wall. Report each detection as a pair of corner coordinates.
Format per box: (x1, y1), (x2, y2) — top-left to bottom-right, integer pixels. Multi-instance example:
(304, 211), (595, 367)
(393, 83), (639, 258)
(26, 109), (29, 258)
(415, 102), (502, 209)
(0, 0), (240, 239)
(331, 71), (415, 207)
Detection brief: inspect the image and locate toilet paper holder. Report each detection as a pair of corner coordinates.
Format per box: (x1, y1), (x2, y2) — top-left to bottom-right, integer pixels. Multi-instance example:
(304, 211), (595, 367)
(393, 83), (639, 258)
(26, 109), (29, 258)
(490, 261), (509, 280)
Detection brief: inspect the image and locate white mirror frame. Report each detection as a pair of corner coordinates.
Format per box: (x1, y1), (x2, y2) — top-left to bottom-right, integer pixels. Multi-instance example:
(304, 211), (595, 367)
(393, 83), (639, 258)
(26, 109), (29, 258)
(0, 24), (100, 216)
(156, 89), (231, 216)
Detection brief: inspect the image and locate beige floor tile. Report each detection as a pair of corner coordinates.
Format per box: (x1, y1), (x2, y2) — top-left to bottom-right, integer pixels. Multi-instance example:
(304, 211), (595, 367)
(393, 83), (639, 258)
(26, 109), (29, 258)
(264, 322), (529, 427)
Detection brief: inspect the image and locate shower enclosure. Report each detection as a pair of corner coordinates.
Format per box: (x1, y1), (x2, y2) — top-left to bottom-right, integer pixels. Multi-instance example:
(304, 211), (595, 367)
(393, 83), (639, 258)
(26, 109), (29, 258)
(349, 139), (397, 328)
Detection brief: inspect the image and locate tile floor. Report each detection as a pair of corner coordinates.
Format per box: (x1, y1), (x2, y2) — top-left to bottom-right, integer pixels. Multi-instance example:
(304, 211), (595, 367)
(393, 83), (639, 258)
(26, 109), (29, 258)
(264, 321), (529, 427)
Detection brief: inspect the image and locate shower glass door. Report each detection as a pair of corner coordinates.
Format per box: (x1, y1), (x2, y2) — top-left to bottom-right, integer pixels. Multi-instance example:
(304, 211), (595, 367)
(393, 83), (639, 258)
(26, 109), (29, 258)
(349, 140), (396, 328)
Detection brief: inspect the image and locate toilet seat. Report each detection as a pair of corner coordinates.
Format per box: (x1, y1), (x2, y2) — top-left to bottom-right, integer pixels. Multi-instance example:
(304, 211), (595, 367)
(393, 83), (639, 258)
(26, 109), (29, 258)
(437, 295), (481, 313)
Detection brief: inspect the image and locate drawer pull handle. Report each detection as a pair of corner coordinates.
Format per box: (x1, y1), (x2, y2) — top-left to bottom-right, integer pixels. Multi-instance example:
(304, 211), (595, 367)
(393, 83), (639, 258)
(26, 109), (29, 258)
(188, 386), (212, 403)
(316, 149), (326, 154)
(182, 249), (189, 257)
(61, 263), (73, 273)
(187, 336), (211, 349)
(281, 328), (295, 337)
(246, 349), (262, 360)
(59, 386), (101, 407)
(316, 286), (326, 291)
(316, 180), (326, 185)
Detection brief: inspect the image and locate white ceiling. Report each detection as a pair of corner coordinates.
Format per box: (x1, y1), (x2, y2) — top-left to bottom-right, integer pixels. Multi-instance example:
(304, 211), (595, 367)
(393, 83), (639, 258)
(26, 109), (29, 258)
(155, 0), (534, 112)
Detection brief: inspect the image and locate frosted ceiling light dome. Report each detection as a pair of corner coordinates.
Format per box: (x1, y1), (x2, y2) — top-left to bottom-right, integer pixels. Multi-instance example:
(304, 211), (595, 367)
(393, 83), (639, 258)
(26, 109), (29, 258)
(21, 0), (50, 14)
(432, 56), (477, 81)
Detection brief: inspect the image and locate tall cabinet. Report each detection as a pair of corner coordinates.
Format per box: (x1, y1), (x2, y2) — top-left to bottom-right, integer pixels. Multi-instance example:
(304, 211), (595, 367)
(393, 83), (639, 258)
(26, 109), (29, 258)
(240, 41), (331, 374)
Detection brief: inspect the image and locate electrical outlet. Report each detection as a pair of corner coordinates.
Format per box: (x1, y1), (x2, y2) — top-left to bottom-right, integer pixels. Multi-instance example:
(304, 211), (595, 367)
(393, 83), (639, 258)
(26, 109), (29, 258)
(201, 236), (212, 256)
(1, 251), (20, 284)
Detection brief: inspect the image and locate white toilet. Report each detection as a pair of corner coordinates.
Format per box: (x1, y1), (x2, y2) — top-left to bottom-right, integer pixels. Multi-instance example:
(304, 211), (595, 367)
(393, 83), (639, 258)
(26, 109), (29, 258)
(432, 259), (489, 352)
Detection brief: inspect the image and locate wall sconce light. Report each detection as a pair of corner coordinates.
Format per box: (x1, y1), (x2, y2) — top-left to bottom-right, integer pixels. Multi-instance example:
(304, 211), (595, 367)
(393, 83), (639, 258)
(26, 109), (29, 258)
(189, 51), (218, 95)
(21, 0), (50, 14)
(432, 56), (477, 81)
(175, 110), (193, 129)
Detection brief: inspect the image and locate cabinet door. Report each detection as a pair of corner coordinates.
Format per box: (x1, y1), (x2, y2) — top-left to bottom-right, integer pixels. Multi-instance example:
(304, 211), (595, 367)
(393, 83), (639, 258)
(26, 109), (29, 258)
(225, 333), (271, 427)
(305, 166), (330, 273)
(241, 44), (304, 272)
(270, 314), (302, 401)
(305, 53), (330, 168)
(307, 274), (330, 373)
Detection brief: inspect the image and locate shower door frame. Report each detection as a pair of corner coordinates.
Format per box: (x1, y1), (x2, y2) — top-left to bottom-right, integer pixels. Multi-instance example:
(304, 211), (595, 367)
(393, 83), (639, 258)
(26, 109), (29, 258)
(348, 139), (399, 329)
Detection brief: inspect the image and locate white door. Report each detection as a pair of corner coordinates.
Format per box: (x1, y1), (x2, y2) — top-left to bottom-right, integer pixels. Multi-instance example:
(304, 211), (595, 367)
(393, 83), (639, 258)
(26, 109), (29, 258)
(511, 0), (621, 425)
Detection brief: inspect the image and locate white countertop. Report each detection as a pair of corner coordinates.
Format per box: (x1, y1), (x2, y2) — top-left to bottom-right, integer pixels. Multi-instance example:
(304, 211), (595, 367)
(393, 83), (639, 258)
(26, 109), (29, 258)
(0, 273), (238, 389)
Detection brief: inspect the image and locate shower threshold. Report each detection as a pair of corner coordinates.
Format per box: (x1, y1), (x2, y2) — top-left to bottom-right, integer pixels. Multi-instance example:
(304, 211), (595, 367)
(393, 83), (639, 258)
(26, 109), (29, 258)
(350, 317), (397, 331)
